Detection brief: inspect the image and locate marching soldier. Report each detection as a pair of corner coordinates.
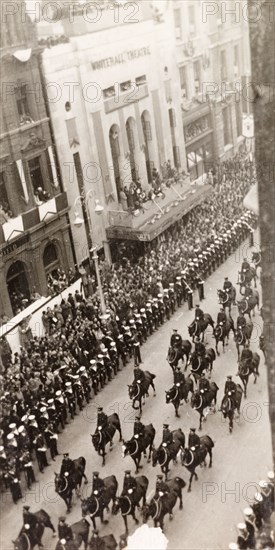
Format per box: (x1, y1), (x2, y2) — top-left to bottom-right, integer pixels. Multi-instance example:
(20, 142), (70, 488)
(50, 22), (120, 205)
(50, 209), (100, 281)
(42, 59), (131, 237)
(157, 293), (165, 324)
(236, 523), (250, 549)
(168, 283), (176, 314)
(242, 508), (256, 549)
(19, 448), (36, 489)
(64, 381), (76, 419)
(175, 276), (183, 307)
(116, 335), (128, 367)
(252, 492), (264, 529)
(133, 415), (146, 439)
(54, 390), (67, 429)
(33, 432), (48, 473)
(145, 302), (154, 334)
(188, 428), (200, 450)
(45, 423), (59, 461)
(132, 330), (142, 367)
(109, 341), (119, 375)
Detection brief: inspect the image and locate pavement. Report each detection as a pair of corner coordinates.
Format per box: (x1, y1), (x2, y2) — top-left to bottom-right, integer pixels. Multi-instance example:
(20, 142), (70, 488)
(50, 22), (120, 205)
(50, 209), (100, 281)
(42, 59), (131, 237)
(1, 235), (273, 550)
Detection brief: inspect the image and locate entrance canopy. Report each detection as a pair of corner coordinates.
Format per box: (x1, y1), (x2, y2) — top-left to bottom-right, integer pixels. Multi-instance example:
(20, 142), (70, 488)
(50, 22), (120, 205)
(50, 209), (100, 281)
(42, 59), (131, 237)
(106, 183), (213, 242)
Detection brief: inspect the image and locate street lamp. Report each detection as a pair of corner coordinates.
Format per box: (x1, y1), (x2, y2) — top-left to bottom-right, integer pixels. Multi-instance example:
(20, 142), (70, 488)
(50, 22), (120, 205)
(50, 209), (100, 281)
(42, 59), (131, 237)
(73, 192), (108, 319)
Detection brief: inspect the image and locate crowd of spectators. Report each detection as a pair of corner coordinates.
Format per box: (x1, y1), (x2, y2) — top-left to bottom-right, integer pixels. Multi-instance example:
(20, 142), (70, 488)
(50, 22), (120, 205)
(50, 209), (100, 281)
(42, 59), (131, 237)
(0, 152), (258, 504)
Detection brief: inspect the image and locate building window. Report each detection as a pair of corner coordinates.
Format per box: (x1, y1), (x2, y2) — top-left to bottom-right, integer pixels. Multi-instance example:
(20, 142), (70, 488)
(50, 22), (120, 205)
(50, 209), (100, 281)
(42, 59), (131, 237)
(0, 172), (11, 217)
(103, 86), (115, 99)
(220, 50), (227, 81)
(28, 156), (44, 193)
(142, 119), (152, 141)
(174, 8), (182, 39)
(43, 242), (60, 278)
(193, 60), (201, 93)
(222, 106), (232, 145)
(7, 261), (30, 315)
(16, 85), (33, 125)
(120, 80), (132, 92)
(136, 75), (147, 86)
(188, 5), (196, 35)
(179, 66), (188, 99)
(169, 108), (177, 128)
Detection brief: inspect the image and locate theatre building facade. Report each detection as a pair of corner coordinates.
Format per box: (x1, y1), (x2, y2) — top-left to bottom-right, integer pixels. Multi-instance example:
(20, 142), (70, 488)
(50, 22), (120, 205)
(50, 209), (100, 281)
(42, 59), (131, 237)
(41, 2), (187, 264)
(0, 14), (75, 317)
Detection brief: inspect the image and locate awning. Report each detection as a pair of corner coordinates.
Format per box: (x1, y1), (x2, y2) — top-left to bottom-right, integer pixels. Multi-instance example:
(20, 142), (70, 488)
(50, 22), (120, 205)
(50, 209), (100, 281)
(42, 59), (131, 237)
(243, 183), (259, 215)
(106, 185), (213, 242)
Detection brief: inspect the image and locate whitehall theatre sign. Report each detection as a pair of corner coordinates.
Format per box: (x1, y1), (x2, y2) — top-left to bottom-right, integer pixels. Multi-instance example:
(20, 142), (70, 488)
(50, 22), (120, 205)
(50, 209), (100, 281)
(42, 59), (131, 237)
(91, 46), (151, 70)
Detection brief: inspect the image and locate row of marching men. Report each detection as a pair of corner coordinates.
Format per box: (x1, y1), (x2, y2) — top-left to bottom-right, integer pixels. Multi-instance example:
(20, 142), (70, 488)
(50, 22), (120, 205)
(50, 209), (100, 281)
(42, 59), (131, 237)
(228, 471), (274, 549)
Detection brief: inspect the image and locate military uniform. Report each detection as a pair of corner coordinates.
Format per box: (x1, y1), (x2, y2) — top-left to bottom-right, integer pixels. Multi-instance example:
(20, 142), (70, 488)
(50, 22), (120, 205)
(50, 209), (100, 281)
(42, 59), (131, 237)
(240, 347), (253, 364)
(153, 475), (170, 499)
(198, 375), (210, 393)
(122, 471), (137, 496)
(92, 472), (105, 496)
(217, 310), (226, 325)
(97, 408), (108, 433)
(188, 429), (200, 450)
(162, 424), (173, 446)
(236, 315), (246, 330)
(133, 417), (145, 439)
(133, 366), (145, 383)
(170, 331), (182, 349)
(58, 517), (73, 542)
(173, 368), (185, 387)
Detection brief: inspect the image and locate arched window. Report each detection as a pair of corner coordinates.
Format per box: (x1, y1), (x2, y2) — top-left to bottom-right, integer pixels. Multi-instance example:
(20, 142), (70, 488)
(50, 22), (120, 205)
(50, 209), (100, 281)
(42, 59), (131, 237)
(7, 261), (30, 315)
(43, 242), (59, 277)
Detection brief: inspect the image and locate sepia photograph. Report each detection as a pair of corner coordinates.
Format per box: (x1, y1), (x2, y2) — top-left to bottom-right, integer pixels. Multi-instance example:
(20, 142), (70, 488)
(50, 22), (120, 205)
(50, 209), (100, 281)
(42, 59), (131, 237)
(0, 1), (274, 549)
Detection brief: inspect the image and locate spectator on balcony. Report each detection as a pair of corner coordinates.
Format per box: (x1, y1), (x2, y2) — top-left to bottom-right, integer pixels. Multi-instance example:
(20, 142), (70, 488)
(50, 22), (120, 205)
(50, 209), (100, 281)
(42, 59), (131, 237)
(127, 182), (136, 210)
(119, 189), (128, 211)
(35, 187), (50, 203)
(30, 288), (41, 303)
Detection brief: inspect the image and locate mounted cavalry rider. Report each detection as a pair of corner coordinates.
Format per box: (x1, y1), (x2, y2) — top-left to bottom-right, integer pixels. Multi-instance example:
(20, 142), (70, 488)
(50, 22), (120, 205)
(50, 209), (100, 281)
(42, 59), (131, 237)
(92, 471), (105, 497)
(241, 257), (251, 272)
(194, 304), (204, 323)
(217, 307), (227, 327)
(153, 474), (170, 500)
(58, 516), (73, 542)
(60, 453), (74, 478)
(240, 343), (253, 365)
(22, 505), (42, 531)
(173, 365), (185, 388)
(133, 365), (145, 384)
(236, 311), (246, 331)
(170, 329), (182, 350)
(224, 376), (237, 408)
(161, 424), (173, 447)
(122, 470), (137, 498)
(133, 415), (145, 439)
(244, 285), (253, 298)
(223, 277), (233, 294)
(198, 372), (210, 395)
(96, 407), (108, 439)
(188, 428), (200, 451)
(194, 337), (206, 357)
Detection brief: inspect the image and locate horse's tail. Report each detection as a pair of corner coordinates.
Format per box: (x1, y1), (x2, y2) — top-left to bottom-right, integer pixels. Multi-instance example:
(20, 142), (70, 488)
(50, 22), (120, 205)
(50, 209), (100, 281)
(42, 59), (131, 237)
(78, 457), (86, 471)
(147, 371), (156, 380)
(204, 435), (215, 448)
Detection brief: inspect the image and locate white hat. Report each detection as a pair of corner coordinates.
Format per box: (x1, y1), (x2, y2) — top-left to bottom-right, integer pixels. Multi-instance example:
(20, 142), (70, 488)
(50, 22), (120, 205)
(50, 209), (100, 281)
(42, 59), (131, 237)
(28, 415), (35, 420)
(146, 303), (151, 307)
(254, 492), (263, 502)
(40, 407), (46, 413)
(90, 359), (96, 364)
(7, 433), (15, 440)
(267, 471), (274, 480)
(110, 342), (116, 347)
(243, 507), (253, 516)
(228, 544), (239, 550)
(157, 293), (163, 298)
(259, 480), (268, 488)
(65, 381), (72, 386)
(140, 308), (145, 313)
(129, 320), (135, 324)
(18, 426), (25, 434)
(237, 523), (246, 530)
(98, 354), (103, 359)
(0, 446), (5, 453)
(79, 366), (85, 372)
(55, 390), (62, 396)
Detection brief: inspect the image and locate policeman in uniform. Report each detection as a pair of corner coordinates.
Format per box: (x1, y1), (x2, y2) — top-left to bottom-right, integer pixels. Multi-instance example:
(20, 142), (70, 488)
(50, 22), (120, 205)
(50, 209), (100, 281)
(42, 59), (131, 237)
(194, 337), (206, 357)
(161, 424), (173, 446)
(188, 428), (200, 450)
(236, 312), (246, 332)
(194, 304), (204, 322)
(170, 329), (182, 350)
(92, 471), (105, 497)
(23, 505), (42, 531)
(132, 330), (142, 367)
(122, 470), (137, 497)
(33, 432), (48, 473)
(241, 258), (250, 272)
(133, 415), (146, 439)
(58, 516), (73, 542)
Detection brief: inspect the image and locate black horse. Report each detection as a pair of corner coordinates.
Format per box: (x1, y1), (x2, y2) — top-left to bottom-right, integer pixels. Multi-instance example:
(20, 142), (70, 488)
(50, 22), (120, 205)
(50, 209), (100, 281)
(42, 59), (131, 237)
(220, 384), (243, 433)
(165, 376), (194, 417)
(55, 519), (90, 550)
(81, 475), (118, 529)
(191, 382), (219, 430)
(214, 316), (235, 355)
(237, 267), (257, 294)
(112, 475), (149, 534)
(181, 435), (214, 491)
(142, 477), (186, 530)
(122, 424), (156, 473)
(188, 313), (215, 342)
(13, 510), (56, 550)
(217, 288), (237, 312)
(55, 457), (88, 512)
(235, 321), (253, 360)
(91, 413), (122, 466)
(152, 428), (185, 480)
(238, 352), (260, 398)
(237, 290), (260, 319)
(190, 348), (216, 381)
(167, 340), (192, 371)
(128, 371), (156, 414)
